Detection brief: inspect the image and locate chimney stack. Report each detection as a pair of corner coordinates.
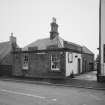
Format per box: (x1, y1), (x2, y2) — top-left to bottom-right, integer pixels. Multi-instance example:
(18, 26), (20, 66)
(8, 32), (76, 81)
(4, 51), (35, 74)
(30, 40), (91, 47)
(10, 32), (17, 49)
(50, 17), (59, 40)
(10, 32), (16, 44)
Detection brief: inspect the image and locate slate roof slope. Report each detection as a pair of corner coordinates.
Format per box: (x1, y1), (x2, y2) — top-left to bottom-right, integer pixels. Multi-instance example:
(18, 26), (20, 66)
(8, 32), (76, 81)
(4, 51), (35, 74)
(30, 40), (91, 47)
(82, 46), (94, 55)
(63, 41), (94, 54)
(64, 41), (82, 52)
(23, 36), (94, 55)
(0, 41), (12, 62)
(23, 36), (64, 51)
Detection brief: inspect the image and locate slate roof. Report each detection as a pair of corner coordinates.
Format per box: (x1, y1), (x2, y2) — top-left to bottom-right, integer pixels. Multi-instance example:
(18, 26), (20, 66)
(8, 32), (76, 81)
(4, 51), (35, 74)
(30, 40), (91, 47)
(0, 41), (12, 62)
(23, 36), (94, 55)
(64, 41), (82, 52)
(23, 36), (64, 51)
(82, 46), (94, 55)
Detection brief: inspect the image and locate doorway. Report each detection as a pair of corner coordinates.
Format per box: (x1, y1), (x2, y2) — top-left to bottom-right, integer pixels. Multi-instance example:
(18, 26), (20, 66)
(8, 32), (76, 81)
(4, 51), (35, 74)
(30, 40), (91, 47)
(78, 59), (81, 74)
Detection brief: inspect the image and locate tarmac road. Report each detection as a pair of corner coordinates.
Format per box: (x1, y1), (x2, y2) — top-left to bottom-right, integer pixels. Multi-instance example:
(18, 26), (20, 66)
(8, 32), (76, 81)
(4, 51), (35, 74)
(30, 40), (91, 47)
(0, 80), (105, 105)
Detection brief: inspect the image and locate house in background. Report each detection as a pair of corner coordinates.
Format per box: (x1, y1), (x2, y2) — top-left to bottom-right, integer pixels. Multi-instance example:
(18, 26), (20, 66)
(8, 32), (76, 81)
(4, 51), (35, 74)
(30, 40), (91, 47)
(12, 18), (94, 79)
(82, 46), (94, 73)
(0, 33), (18, 76)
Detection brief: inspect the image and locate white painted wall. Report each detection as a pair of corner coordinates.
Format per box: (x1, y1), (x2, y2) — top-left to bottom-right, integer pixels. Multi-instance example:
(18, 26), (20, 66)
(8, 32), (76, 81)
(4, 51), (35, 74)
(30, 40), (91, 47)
(65, 52), (82, 77)
(100, 0), (105, 75)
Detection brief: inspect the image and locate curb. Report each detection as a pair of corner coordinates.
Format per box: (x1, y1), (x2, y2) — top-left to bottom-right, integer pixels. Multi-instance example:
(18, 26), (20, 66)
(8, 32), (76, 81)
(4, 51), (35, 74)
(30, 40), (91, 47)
(0, 78), (105, 91)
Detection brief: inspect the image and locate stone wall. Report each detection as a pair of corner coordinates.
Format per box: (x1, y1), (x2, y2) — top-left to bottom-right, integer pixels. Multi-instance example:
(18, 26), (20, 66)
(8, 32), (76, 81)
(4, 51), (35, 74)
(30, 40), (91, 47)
(12, 52), (23, 76)
(13, 50), (66, 78)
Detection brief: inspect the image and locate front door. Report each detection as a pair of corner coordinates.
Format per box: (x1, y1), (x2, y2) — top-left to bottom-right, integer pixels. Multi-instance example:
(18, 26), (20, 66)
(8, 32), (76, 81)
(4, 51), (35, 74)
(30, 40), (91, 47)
(78, 59), (81, 74)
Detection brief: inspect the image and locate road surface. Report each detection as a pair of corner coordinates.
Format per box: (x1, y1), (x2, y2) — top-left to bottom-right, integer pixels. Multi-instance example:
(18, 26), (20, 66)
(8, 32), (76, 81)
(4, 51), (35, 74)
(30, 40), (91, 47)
(75, 71), (97, 81)
(0, 80), (105, 105)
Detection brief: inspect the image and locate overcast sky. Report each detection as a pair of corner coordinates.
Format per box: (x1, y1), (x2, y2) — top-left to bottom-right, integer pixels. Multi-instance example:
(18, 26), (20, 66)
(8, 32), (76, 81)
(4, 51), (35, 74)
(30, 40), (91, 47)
(0, 0), (99, 56)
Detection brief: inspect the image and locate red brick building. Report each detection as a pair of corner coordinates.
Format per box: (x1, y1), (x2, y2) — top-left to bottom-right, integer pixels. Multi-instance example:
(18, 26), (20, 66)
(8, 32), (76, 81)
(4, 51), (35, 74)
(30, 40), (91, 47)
(12, 18), (94, 79)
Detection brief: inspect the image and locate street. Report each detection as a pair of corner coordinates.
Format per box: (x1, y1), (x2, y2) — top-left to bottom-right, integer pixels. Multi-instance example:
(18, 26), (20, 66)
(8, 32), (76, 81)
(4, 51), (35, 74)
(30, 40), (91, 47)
(0, 80), (105, 105)
(74, 71), (97, 81)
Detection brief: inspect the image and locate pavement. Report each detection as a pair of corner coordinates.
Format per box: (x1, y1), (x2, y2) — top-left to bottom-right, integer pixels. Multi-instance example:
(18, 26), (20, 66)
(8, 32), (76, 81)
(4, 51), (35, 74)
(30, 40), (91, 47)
(0, 80), (105, 105)
(0, 71), (105, 90)
(74, 71), (97, 81)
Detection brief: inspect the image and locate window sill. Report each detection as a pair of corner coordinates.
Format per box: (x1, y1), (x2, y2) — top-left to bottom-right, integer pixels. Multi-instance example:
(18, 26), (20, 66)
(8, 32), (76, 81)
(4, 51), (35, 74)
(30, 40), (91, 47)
(49, 70), (61, 73)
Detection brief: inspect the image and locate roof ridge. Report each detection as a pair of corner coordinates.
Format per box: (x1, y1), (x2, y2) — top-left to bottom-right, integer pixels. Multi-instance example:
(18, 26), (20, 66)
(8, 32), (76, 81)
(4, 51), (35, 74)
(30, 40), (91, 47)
(0, 41), (10, 44)
(23, 37), (50, 48)
(82, 46), (94, 54)
(64, 40), (82, 47)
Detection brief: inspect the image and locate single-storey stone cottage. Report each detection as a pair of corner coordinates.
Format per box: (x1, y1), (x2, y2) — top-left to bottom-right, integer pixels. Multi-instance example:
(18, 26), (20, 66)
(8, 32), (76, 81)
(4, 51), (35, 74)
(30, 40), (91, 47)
(12, 18), (94, 78)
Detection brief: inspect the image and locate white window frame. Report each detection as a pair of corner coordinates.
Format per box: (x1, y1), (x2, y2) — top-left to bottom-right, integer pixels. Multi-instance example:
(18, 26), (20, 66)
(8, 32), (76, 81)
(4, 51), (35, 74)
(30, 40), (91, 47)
(51, 54), (60, 71)
(68, 52), (73, 63)
(22, 54), (29, 70)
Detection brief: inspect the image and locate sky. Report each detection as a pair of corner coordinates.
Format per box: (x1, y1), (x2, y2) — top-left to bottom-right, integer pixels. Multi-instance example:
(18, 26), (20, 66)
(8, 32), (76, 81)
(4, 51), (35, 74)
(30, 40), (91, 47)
(0, 0), (99, 56)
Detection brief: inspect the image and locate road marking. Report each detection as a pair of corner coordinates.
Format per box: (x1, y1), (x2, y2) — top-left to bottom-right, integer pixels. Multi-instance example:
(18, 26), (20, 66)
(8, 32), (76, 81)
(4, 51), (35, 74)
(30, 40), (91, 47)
(89, 94), (102, 101)
(1, 89), (56, 102)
